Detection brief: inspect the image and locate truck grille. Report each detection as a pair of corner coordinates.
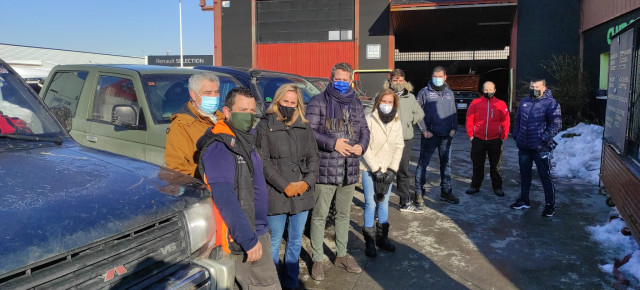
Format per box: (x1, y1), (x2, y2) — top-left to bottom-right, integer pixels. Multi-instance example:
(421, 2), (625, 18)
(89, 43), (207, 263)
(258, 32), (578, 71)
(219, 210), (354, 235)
(0, 215), (190, 289)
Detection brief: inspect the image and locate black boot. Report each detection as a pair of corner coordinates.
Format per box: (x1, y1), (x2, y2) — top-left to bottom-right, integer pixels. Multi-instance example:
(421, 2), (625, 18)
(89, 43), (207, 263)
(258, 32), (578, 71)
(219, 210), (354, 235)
(440, 188), (459, 204)
(376, 223), (396, 252)
(362, 226), (377, 257)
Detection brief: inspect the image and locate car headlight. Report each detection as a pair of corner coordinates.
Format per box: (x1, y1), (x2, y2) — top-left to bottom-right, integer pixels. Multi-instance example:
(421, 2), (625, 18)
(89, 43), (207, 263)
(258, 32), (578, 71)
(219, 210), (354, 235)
(184, 197), (215, 253)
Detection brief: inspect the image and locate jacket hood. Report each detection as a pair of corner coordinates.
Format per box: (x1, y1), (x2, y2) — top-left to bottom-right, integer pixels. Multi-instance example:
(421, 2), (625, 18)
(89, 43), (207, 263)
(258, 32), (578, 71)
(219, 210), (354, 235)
(383, 80), (414, 93)
(0, 142), (208, 276)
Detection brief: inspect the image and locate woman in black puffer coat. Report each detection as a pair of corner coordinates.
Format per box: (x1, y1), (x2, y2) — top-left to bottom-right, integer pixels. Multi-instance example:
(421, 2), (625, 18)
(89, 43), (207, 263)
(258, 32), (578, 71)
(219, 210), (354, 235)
(255, 83), (319, 290)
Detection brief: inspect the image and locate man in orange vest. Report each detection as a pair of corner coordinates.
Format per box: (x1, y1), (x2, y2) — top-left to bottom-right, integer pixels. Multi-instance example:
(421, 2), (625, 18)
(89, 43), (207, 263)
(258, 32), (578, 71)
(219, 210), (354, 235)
(198, 87), (280, 289)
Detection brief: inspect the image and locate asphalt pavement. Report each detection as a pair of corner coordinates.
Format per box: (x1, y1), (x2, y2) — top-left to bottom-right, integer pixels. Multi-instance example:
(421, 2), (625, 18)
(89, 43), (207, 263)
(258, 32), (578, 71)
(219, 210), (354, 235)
(288, 124), (612, 290)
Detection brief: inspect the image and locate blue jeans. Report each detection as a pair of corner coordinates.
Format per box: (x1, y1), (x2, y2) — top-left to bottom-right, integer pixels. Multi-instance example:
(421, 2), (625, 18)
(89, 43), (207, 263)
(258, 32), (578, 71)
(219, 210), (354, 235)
(267, 210), (309, 288)
(518, 149), (555, 207)
(362, 171), (391, 227)
(415, 135), (453, 195)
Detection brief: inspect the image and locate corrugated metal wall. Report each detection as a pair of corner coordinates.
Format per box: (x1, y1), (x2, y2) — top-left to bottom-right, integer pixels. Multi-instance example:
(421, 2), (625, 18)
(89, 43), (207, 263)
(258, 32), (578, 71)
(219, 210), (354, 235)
(601, 145), (640, 246)
(257, 42), (356, 77)
(581, 0), (640, 31)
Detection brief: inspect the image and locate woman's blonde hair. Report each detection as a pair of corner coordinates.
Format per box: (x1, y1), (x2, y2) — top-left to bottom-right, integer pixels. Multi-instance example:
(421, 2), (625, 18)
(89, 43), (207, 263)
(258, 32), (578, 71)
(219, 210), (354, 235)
(266, 83), (308, 125)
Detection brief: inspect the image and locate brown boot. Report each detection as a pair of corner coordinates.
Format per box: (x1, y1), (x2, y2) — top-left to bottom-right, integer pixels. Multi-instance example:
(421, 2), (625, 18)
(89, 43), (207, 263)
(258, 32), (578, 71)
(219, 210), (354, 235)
(311, 261), (325, 281)
(334, 254), (362, 273)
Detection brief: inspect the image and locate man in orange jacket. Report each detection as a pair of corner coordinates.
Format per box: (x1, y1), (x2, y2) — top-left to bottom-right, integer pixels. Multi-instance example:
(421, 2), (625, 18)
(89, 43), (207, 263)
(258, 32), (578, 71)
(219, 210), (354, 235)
(165, 72), (225, 178)
(465, 81), (510, 196)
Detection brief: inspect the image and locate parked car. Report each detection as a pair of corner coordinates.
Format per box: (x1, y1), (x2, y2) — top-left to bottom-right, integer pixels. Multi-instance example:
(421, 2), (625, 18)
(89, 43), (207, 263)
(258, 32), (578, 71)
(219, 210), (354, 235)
(306, 76), (330, 91)
(453, 90), (481, 122)
(194, 66), (320, 113)
(39, 64), (240, 166)
(0, 59), (233, 289)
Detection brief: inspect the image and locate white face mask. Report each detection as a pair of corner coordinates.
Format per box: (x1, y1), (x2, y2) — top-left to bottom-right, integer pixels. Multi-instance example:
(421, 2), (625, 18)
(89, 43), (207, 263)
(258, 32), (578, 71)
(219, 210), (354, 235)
(379, 104), (393, 114)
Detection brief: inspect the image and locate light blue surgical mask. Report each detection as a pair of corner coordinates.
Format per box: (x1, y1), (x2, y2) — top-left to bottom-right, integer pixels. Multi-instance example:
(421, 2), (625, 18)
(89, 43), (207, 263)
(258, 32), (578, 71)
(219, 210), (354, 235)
(199, 94), (220, 114)
(432, 77), (444, 87)
(333, 81), (350, 95)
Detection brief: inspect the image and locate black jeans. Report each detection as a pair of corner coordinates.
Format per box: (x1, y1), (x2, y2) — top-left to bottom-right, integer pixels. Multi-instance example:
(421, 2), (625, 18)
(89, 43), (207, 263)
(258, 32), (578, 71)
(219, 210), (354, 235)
(396, 138), (416, 205)
(470, 138), (503, 190)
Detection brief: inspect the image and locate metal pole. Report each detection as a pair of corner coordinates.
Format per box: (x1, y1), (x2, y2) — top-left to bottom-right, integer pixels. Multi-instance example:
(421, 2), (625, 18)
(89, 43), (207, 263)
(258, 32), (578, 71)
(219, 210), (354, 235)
(179, 0), (184, 67)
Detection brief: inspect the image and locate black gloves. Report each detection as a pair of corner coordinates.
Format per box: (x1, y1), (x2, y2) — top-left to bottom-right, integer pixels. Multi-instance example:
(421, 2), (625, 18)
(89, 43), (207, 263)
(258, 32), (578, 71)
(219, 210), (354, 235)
(383, 169), (396, 184)
(373, 169), (386, 182)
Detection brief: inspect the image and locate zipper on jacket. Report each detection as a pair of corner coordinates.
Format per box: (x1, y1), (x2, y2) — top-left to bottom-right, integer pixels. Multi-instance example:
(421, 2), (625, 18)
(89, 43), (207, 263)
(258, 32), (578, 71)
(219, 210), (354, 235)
(485, 99), (490, 140)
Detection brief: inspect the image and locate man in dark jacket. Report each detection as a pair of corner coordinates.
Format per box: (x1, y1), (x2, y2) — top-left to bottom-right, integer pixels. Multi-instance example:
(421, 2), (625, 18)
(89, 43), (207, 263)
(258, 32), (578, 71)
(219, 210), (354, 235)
(510, 79), (562, 217)
(415, 66), (459, 204)
(305, 62), (370, 281)
(198, 87), (280, 289)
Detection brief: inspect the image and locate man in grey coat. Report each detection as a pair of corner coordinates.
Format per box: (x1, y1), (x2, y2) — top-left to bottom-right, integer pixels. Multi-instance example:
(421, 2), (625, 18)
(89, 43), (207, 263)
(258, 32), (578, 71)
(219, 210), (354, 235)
(415, 66), (459, 204)
(383, 69), (425, 213)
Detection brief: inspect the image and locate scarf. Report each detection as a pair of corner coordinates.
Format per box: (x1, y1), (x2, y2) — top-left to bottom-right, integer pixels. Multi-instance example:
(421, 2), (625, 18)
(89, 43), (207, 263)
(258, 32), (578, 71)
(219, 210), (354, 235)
(377, 108), (397, 124)
(431, 81), (446, 92)
(324, 83), (356, 136)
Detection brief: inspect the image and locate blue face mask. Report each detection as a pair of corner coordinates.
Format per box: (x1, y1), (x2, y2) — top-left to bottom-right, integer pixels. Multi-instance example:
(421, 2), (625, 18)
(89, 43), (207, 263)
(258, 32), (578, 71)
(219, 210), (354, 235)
(432, 77), (445, 87)
(333, 81), (350, 94)
(199, 95), (220, 114)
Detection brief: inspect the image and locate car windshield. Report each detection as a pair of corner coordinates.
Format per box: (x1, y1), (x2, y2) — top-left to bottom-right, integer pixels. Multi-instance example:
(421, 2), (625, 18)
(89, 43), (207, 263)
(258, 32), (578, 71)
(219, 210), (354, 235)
(142, 73), (239, 124)
(0, 63), (64, 140)
(256, 74), (320, 104)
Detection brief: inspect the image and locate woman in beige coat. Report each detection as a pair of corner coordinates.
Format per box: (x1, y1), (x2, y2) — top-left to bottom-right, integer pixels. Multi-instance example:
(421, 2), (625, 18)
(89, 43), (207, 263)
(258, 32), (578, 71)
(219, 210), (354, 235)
(359, 88), (404, 257)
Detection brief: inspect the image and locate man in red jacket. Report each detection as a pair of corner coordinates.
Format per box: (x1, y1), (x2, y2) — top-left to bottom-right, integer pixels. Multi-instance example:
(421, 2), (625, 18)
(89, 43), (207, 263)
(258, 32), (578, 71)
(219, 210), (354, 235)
(465, 81), (510, 196)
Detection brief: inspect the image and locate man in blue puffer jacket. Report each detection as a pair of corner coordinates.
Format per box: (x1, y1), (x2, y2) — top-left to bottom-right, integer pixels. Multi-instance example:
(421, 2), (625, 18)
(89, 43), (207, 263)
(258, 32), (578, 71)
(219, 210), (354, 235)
(510, 79), (562, 217)
(415, 66), (459, 204)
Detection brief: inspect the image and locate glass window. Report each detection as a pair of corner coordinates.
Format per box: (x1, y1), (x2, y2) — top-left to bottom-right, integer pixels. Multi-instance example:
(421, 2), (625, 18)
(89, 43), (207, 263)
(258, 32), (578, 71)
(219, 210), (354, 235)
(256, 74), (320, 104)
(43, 71), (88, 117)
(0, 63), (63, 136)
(142, 74), (239, 124)
(92, 75), (138, 122)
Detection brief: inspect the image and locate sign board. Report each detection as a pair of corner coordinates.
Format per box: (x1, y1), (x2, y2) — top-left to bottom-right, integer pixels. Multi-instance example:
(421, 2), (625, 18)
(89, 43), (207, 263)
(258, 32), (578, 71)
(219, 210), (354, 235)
(604, 29), (634, 153)
(147, 55), (213, 67)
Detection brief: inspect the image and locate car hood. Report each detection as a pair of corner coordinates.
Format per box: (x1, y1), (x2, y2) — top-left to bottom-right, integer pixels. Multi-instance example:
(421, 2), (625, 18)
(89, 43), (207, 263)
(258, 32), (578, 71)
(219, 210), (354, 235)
(0, 141), (208, 276)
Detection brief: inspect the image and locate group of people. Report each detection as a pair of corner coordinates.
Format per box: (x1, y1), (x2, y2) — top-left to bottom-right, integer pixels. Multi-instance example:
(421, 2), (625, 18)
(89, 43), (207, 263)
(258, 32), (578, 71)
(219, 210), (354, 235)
(163, 62), (562, 289)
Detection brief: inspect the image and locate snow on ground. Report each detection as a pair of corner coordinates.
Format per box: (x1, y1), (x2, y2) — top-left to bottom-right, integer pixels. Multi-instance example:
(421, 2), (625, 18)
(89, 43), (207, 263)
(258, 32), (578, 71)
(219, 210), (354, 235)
(588, 212), (640, 285)
(552, 123), (603, 184)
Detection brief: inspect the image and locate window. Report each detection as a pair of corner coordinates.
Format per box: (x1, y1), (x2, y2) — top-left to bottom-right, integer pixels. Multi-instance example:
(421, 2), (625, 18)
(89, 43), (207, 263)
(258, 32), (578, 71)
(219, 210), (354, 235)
(43, 71), (88, 117)
(600, 53), (610, 91)
(256, 74), (320, 104)
(92, 75), (138, 122)
(142, 74), (239, 124)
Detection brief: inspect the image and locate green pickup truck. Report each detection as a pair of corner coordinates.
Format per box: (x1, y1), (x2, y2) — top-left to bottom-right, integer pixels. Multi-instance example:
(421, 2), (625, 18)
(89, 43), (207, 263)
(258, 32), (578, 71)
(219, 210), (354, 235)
(40, 64), (239, 166)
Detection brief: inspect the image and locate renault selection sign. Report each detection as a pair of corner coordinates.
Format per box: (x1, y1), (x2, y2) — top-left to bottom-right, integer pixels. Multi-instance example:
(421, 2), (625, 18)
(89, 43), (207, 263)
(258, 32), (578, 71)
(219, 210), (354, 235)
(147, 55), (213, 67)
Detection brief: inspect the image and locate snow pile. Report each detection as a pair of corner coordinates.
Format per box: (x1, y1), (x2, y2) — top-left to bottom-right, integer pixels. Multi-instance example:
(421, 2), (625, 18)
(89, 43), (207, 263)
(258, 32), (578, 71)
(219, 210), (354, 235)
(588, 215), (640, 284)
(552, 123), (603, 184)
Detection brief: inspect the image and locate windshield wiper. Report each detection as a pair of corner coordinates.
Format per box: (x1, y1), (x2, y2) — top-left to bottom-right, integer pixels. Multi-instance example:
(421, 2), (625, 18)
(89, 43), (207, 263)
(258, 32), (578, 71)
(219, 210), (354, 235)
(0, 134), (63, 145)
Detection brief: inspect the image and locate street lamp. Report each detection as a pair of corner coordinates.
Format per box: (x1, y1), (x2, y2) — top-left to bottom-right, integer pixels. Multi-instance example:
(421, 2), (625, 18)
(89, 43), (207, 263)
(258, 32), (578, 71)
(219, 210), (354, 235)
(179, 0), (184, 67)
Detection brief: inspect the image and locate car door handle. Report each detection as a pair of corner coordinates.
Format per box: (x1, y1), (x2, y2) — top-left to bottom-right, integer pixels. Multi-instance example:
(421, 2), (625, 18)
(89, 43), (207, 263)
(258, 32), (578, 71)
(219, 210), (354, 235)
(87, 135), (98, 143)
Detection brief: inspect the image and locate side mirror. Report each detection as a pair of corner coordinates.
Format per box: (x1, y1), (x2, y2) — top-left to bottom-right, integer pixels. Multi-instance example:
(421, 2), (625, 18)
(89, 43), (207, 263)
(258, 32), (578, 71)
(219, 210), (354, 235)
(49, 106), (72, 133)
(112, 104), (140, 129)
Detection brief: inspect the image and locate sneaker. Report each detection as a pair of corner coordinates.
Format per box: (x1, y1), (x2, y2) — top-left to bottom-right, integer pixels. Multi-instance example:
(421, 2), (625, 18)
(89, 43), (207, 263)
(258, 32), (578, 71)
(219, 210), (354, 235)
(510, 199), (531, 209)
(334, 254), (362, 273)
(541, 205), (555, 217)
(440, 189), (459, 204)
(400, 203), (424, 213)
(494, 188), (505, 196)
(311, 261), (325, 281)
(465, 187), (480, 195)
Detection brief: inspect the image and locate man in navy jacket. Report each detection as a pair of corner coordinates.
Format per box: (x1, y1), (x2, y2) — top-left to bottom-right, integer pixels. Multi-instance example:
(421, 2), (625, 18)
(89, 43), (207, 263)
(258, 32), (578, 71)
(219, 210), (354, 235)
(415, 66), (459, 204)
(510, 79), (562, 217)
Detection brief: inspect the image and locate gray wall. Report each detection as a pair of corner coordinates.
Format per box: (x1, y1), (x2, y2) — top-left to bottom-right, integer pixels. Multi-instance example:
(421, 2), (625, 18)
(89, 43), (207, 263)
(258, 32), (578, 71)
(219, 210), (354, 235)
(358, 0), (391, 100)
(221, 0), (252, 67)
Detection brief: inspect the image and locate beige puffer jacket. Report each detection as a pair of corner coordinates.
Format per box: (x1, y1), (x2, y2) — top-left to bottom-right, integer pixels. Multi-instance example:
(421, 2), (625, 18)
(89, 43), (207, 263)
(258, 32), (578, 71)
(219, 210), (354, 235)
(359, 110), (405, 173)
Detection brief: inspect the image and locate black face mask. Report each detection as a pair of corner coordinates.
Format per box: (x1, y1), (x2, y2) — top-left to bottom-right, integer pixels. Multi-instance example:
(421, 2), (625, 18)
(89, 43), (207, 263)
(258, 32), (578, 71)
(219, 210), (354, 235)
(486, 92), (494, 98)
(529, 89), (542, 98)
(278, 105), (296, 120)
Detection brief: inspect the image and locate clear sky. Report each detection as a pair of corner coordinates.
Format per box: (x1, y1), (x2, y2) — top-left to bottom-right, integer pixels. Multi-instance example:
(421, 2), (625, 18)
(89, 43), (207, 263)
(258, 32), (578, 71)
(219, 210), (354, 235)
(0, 1), (215, 57)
